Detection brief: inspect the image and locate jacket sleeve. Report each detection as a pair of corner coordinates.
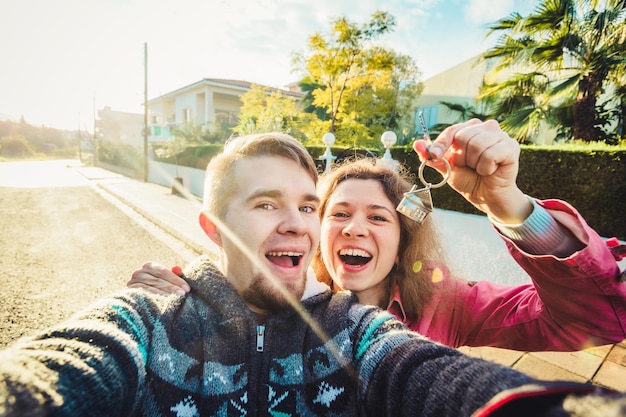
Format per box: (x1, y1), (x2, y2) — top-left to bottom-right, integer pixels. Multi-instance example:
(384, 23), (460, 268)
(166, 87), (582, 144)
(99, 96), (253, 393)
(452, 199), (626, 351)
(0, 290), (155, 417)
(350, 304), (622, 417)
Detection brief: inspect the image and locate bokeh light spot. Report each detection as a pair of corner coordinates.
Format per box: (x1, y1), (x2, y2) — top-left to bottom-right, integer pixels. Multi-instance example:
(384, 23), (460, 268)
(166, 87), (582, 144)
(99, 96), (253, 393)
(431, 267), (443, 283)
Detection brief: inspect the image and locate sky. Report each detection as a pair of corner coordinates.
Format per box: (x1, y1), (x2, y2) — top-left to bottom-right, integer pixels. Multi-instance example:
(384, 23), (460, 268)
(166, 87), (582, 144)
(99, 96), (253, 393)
(0, 0), (536, 131)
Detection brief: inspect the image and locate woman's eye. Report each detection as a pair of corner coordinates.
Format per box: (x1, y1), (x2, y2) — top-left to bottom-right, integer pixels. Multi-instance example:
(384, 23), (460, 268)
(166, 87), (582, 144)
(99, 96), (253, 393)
(371, 215), (388, 222)
(330, 212), (348, 218)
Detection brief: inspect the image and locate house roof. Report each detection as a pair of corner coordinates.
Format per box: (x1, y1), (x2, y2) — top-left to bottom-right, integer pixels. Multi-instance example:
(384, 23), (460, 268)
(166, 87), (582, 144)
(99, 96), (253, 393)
(148, 78), (303, 103)
(204, 78), (304, 98)
(203, 78), (255, 89)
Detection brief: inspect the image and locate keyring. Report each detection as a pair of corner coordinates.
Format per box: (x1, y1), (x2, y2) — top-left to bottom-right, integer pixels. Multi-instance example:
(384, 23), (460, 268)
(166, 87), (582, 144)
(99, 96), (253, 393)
(396, 157), (451, 224)
(397, 113), (452, 224)
(418, 157), (450, 189)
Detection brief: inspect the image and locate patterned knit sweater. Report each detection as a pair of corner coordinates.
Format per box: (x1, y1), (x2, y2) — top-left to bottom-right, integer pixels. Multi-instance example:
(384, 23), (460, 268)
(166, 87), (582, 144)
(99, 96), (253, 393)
(0, 256), (554, 417)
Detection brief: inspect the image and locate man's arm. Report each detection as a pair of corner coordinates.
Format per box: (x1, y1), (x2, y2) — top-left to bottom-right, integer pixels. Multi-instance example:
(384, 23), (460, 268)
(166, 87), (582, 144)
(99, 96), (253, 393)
(350, 305), (624, 417)
(0, 291), (152, 416)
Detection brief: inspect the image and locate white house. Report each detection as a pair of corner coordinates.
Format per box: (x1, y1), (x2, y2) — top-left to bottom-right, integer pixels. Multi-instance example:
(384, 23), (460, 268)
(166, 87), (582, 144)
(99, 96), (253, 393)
(414, 54), (563, 144)
(415, 54), (489, 132)
(96, 106), (145, 149)
(415, 51), (621, 145)
(147, 78), (303, 143)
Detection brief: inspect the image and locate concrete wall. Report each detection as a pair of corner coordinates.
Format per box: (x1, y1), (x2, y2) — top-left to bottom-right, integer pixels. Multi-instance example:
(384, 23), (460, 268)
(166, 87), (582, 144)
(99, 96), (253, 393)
(148, 160), (205, 198)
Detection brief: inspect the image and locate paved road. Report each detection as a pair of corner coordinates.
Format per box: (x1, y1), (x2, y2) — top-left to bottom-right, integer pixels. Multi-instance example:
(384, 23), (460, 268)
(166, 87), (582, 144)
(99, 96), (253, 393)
(0, 160), (187, 346)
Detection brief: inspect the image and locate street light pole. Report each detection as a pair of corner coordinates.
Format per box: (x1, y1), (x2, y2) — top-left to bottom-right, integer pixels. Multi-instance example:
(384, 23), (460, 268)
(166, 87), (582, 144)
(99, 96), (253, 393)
(143, 42), (149, 183)
(77, 118), (82, 162)
(93, 93), (98, 167)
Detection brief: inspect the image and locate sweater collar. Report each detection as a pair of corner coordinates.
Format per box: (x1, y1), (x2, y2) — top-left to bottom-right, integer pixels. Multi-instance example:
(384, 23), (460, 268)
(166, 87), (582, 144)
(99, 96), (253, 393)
(181, 255), (333, 321)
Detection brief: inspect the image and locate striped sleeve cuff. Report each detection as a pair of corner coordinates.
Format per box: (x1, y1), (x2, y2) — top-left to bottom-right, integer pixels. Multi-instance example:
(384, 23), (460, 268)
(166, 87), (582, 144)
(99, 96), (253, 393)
(491, 197), (571, 255)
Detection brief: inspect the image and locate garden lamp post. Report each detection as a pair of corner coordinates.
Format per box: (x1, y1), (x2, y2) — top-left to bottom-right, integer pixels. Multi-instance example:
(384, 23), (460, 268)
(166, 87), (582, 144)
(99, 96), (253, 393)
(378, 130), (399, 171)
(320, 132), (337, 174)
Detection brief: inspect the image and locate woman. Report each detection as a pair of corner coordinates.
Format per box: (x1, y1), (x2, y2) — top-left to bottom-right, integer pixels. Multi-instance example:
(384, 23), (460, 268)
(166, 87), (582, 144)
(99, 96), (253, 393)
(129, 119), (626, 351)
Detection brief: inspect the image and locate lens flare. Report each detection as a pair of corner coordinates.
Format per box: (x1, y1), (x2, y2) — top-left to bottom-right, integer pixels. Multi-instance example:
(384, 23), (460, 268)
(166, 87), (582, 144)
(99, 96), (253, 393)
(431, 267), (443, 283)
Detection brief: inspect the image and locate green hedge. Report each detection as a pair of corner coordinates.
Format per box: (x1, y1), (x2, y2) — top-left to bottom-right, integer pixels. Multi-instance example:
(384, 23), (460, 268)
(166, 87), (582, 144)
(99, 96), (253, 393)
(517, 148), (625, 240)
(98, 140), (144, 176)
(153, 143), (626, 240)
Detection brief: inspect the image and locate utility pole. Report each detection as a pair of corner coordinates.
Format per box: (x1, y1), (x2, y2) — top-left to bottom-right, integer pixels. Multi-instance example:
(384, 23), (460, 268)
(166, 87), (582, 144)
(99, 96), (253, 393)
(143, 42), (149, 182)
(93, 93), (98, 167)
(77, 117), (82, 162)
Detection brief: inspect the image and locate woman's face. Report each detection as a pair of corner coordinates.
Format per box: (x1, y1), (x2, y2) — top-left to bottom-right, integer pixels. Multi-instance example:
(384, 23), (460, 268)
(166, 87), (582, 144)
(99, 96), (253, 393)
(320, 179), (401, 306)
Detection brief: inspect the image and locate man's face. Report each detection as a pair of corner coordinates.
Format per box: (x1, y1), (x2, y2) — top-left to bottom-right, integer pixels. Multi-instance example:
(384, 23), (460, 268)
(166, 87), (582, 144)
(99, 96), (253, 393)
(218, 156), (320, 315)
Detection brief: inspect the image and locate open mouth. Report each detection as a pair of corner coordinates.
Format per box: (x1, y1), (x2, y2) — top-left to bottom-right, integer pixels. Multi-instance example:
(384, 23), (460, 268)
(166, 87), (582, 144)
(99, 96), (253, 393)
(339, 248), (372, 266)
(266, 251), (303, 267)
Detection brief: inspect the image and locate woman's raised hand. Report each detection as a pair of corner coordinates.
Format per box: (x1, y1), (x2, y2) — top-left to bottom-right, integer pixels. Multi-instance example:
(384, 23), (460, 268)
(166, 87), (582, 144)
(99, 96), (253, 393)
(413, 119), (532, 224)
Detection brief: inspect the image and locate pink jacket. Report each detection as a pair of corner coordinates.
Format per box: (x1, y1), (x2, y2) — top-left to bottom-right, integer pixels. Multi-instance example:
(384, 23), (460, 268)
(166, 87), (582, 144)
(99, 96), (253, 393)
(387, 199), (626, 351)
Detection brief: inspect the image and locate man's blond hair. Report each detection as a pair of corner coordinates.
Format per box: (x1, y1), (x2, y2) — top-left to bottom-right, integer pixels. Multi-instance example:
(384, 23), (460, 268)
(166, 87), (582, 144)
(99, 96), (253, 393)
(203, 132), (318, 219)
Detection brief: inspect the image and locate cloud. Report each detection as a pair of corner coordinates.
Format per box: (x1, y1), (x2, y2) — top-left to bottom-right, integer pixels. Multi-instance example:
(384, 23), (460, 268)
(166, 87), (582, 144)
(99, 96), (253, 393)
(464, 0), (515, 25)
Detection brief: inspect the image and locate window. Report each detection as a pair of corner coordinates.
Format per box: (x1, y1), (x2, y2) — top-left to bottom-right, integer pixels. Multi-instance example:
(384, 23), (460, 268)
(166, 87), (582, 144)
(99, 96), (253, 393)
(182, 108), (191, 122)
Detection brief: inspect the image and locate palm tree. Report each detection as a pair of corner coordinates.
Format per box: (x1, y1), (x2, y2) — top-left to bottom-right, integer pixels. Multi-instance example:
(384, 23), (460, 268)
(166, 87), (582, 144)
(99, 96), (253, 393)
(605, 45), (626, 140)
(481, 0), (626, 142)
(479, 71), (556, 142)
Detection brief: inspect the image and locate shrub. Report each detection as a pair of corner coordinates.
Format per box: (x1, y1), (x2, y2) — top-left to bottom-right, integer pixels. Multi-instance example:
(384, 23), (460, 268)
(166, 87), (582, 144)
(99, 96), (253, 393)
(98, 140), (143, 174)
(0, 135), (36, 158)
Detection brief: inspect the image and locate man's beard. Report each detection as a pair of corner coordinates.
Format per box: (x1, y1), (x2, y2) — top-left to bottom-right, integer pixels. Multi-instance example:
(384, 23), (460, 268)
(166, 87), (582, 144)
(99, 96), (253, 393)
(241, 272), (306, 313)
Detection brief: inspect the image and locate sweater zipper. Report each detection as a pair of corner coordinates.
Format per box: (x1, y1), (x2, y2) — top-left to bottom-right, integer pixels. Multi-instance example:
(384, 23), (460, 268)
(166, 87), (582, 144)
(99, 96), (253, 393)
(256, 324), (265, 352)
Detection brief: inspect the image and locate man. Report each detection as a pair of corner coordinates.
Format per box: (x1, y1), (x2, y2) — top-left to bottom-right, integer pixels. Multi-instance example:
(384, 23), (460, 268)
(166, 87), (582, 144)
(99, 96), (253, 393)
(0, 132), (622, 416)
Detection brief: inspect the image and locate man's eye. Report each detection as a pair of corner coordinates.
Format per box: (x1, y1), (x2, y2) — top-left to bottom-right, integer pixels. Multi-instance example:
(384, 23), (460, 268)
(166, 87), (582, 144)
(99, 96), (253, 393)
(300, 205), (317, 213)
(257, 203), (276, 210)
